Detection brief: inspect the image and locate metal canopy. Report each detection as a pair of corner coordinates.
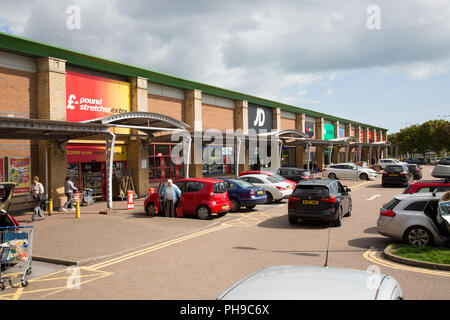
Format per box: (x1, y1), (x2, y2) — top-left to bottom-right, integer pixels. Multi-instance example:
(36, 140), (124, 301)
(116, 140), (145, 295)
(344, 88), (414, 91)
(83, 112), (190, 136)
(0, 116), (110, 140)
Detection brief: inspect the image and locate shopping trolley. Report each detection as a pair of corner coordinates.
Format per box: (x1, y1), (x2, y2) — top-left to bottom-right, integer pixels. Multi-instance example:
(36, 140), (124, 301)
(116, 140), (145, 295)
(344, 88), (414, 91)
(0, 226), (33, 290)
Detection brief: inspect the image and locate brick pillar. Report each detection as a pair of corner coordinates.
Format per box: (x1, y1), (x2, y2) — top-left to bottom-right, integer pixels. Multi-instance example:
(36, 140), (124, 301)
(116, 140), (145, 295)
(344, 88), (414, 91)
(363, 127), (369, 144)
(184, 89), (203, 178)
(345, 123), (351, 137)
(316, 117), (324, 140)
(295, 113), (306, 168)
(315, 118), (325, 170)
(129, 76), (149, 197)
(332, 146), (340, 164)
(235, 100), (249, 173)
(36, 57), (67, 208)
(317, 146), (325, 171)
(272, 107), (281, 131)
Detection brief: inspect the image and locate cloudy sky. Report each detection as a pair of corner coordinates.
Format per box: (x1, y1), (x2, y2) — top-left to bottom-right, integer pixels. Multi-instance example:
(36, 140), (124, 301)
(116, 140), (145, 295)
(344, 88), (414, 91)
(1, 0), (449, 133)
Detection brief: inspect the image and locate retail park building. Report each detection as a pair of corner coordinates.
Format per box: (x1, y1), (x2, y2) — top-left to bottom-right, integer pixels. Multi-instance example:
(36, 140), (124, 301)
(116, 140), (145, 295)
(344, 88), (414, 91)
(0, 32), (390, 209)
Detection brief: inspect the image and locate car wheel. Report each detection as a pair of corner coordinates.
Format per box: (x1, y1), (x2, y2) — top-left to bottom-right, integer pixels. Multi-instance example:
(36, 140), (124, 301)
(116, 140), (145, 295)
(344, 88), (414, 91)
(359, 173), (368, 181)
(288, 216), (297, 225)
(146, 202), (156, 216)
(404, 226), (433, 246)
(328, 173), (337, 180)
(245, 205), (256, 210)
(332, 207), (343, 227)
(266, 192), (273, 203)
(229, 198), (240, 212)
(196, 205), (212, 220)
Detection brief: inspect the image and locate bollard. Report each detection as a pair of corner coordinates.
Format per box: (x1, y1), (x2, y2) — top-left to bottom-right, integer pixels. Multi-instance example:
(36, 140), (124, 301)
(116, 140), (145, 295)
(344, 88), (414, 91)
(75, 201), (80, 219)
(48, 199), (53, 216)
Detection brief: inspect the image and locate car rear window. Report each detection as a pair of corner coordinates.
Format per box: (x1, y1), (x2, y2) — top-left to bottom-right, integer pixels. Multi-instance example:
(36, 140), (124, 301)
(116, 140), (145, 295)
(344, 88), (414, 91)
(382, 198), (401, 210)
(385, 166), (403, 173)
(267, 176), (280, 184)
(213, 182), (227, 193)
(271, 174), (285, 182)
(293, 185), (330, 196)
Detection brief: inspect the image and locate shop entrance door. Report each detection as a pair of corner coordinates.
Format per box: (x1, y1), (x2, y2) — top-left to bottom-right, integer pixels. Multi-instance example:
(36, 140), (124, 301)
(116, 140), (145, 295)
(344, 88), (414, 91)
(82, 162), (104, 200)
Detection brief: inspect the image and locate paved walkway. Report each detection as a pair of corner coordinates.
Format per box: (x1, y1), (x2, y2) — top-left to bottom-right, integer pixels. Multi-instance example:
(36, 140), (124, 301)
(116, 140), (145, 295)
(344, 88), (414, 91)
(14, 198), (223, 266)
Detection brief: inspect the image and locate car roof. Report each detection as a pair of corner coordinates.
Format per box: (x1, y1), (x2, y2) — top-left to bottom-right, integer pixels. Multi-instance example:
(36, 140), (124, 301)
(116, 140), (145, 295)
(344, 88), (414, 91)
(410, 179), (448, 185)
(217, 266), (392, 300)
(394, 192), (445, 201)
(239, 174), (270, 179)
(176, 178), (223, 184)
(297, 178), (335, 186)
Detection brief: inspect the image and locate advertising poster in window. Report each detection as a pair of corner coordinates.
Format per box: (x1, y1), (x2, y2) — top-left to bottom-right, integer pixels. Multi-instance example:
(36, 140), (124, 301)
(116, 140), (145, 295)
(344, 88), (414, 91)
(338, 128), (345, 138)
(8, 157), (31, 195)
(369, 131), (373, 143)
(360, 130), (364, 142)
(305, 122), (314, 137)
(66, 70), (130, 133)
(0, 157), (4, 182)
(324, 124), (335, 140)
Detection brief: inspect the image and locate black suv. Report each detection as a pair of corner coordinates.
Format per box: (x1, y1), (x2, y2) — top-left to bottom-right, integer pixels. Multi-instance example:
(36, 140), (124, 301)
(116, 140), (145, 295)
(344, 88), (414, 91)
(276, 167), (311, 183)
(382, 164), (413, 187)
(288, 179), (352, 227)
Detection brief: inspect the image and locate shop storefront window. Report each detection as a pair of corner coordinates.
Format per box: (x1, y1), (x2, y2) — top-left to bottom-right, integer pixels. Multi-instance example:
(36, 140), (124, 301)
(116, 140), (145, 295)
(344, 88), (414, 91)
(281, 147), (296, 167)
(202, 146), (235, 176)
(149, 144), (184, 181)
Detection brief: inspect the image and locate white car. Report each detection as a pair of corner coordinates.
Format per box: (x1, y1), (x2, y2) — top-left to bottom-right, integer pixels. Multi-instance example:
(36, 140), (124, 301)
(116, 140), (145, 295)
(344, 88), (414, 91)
(238, 174), (293, 203)
(322, 163), (377, 181)
(378, 159), (405, 170)
(217, 266), (403, 300)
(430, 157), (440, 165)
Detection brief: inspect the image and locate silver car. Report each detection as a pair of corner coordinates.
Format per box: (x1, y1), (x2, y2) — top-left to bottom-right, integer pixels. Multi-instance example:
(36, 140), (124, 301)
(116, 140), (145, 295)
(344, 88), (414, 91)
(377, 192), (446, 246)
(323, 163), (377, 181)
(217, 266), (403, 300)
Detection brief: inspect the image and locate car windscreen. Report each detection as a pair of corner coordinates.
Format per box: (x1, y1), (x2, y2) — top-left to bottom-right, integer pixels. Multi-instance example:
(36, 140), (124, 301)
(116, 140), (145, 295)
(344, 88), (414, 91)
(293, 185), (330, 196)
(232, 180), (253, 189)
(213, 182), (227, 193)
(385, 166), (403, 173)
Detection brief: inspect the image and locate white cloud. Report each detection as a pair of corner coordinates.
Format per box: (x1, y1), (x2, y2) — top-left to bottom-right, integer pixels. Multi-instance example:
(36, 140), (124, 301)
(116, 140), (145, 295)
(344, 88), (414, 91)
(0, 0), (449, 105)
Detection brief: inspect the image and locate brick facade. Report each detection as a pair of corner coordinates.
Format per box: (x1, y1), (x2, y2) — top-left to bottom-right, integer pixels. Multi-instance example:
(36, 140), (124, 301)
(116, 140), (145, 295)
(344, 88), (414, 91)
(202, 104), (234, 131)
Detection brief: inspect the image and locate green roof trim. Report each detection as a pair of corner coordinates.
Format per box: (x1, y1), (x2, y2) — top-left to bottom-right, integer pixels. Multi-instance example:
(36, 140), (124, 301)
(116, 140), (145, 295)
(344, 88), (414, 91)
(0, 32), (387, 131)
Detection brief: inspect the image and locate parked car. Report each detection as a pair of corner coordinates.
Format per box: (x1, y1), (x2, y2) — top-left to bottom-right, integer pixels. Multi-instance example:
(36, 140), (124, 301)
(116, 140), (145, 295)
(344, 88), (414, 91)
(217, 266), (403, 300)
(275, 167), (311, 183)
(403, 163), (450, 193)
(217, 178), (267, 212)
(238, 174), (293, 203)
(381, 164), (413, 187)
(430, 157), (440, 165)
(406, 163), (422, 180)
(403, 158), (416, 164)
(377, 192), (449, 246)
(378, 158), (405, 170)
(416, 158), (426, 165)
(144, 178), (230, 220)
(322, 163), (377, 181)
(239, 170), (296, 187)
(288, 179), (352, 227)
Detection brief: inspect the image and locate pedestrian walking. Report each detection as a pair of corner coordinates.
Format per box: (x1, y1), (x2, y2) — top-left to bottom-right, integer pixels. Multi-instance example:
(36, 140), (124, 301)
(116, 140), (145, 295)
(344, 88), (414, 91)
(29, 176), (45, 222)
(313, 160), (318, 175)
(159, 179), (182, 217)
(62, 176), (78, 212)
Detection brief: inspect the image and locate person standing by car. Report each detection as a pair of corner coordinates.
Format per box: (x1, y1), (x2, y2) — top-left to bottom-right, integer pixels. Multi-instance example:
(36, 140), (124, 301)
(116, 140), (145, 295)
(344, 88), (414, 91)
(159, 179), (181, 218)
(62, 176), (78, 212)
(437, 191), (450, 248)
(29, 176), (45, 222)
(313, 161), (318, 175)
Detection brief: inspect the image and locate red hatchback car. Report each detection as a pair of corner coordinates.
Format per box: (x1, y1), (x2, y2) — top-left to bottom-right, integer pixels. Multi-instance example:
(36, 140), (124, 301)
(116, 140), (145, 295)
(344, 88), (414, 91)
(239, 170), (297, 187)
(144, 178), (231, 220)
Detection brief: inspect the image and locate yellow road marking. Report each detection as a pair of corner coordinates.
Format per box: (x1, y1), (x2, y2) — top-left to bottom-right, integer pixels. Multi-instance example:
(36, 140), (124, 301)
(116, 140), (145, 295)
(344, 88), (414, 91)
(363, 249), (450, 277)
(89, 223), (230, 270)
(350, 181), (373, 191)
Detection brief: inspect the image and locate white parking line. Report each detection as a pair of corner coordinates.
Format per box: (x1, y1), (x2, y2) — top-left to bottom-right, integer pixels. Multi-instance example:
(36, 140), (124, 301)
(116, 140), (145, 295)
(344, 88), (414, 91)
(366, 194), (381, 201)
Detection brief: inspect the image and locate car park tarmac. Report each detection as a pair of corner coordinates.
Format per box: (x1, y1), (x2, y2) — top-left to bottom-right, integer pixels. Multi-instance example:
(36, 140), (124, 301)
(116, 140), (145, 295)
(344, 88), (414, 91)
(1, 166), (449, 300)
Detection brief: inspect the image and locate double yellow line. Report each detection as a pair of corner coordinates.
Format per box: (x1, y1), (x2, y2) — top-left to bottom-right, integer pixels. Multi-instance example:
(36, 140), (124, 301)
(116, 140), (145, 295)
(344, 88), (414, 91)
(88, 223), (231, 270)
(363, 249), (450, 277)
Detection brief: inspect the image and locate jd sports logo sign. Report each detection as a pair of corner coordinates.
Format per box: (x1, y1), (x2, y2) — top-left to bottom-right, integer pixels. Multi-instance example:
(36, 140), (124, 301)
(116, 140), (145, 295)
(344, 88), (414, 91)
(248, 104), (273, 133)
